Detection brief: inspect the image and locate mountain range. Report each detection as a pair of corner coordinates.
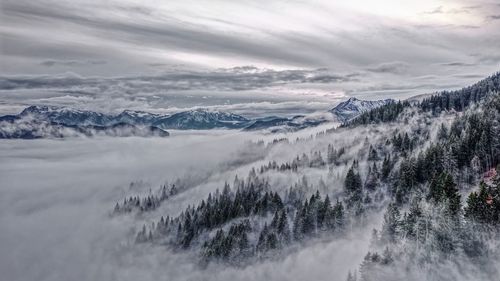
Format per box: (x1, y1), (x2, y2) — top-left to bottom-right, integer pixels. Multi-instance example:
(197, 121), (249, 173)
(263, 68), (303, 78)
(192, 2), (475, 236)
(0, 97), (393, 138)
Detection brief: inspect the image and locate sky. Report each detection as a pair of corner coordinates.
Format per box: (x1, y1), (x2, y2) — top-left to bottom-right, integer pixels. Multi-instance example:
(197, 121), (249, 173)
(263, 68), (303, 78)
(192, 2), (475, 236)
(1, 0), (500, 115)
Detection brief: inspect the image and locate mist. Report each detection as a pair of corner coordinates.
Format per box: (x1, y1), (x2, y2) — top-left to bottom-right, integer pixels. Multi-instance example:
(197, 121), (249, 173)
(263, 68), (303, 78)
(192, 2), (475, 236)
(0, 123), (387, 281)
(0, 133), (249, 280)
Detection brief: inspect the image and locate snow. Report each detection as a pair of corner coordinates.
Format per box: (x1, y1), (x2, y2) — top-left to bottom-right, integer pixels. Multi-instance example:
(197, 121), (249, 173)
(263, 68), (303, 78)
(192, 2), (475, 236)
(330, 97), (393, 122)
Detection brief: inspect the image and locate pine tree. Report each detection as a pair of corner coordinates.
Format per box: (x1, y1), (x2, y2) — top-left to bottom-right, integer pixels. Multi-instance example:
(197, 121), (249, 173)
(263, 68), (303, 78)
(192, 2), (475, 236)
(345, 165), (363, 205)
(334, 199), (345, 231)
(277, 209), (291, 243)
(382, 155), (392, 180)
(368, 145), (379, 161)
(365, 163), (379, 191)
(318, 195), (333, 230)
(293, 207), (303, 240)
(300, 200), (315, 236)
(381, 203), (400, 244)
(257, 223), (269, 252)
(438, 123), (448, 140)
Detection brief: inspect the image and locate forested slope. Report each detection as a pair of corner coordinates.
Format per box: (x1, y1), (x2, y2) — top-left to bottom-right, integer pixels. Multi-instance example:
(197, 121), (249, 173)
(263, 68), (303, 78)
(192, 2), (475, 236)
(113, 73), (500, 280)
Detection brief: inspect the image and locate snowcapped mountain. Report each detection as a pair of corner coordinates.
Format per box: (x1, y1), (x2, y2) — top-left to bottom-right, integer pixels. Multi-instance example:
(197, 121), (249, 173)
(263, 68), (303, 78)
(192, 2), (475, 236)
(243, 114), (329, 132)
(115, 110), (162, 125)
(14, 106), (251, 130)
(244, 97), (393, 132)
(1, 96), (394, 138)
(20, 105), (114, 126)
(330, 97), (394, 122)
(0, 119), (169, 139)
(0, 106), (253, 137)
(153, 109), (250, 130)
(1, 106), (169, 139)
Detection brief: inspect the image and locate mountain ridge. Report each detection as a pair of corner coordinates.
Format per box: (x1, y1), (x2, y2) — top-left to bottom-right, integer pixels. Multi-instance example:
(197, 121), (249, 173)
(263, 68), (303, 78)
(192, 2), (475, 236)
(0, 97), (394, 138)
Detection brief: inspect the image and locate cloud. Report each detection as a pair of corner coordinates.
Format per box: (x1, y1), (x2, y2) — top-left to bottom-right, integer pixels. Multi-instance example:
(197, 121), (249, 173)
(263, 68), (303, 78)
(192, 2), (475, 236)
(438, 61), (475, 67)
(1, 0), (500, 118)
(423, 4), (482, 16)
(0, 68), (359, 117)
(474, 54), (500, 64)
(0, 68), (358, 92)
(0, 133), (264, 281)
(1, 1), (331, 68)
(424, 6), (444, 14)
(40, 59), (107, 67)
(365, 62), (410, 74)
(452, 73), (485, 79)
(1, 66), (497, 117)
(2, 0), (500, 80)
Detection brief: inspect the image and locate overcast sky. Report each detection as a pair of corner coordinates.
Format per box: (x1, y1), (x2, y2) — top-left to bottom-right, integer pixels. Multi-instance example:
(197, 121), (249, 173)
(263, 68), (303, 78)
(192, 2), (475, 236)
(1, 0), (500, 115)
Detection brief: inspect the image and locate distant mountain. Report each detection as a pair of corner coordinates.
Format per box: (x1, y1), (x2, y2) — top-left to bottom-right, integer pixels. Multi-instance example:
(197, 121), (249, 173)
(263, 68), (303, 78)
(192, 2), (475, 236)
(115, 110), (162, 125)
(330, 97), (394, 122)
(0, 106), (254, 138)
(153, 109), (250, 130)
(242, 97), (392, 132)
(243, 97), (393, 132)
(15, 106), (251, 130)
(0, 106), (168, 138)
(20, 105), (114, 126)
(0, 119), (169, 139)
(0, 97), (393, 138)
(243, 115), (328, 132)
(405, 93), (433, 102)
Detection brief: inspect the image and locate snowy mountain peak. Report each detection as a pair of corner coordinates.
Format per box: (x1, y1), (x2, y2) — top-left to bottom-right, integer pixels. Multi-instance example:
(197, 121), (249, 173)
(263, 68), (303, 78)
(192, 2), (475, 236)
(21, 105), (62, 115)
(330, 97), (394, 122)
(9, 99), (393, 133)
(115, 110), (161, 125)
(188, 108), (248, 121)
(19, 105), (112, 126)
(9, 105), (255, 131)
(153, 108), (249, 129)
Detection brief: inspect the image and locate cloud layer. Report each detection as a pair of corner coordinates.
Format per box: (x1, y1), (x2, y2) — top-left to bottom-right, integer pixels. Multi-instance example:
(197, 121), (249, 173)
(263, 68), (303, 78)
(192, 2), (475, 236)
(1, 0), (500, 115)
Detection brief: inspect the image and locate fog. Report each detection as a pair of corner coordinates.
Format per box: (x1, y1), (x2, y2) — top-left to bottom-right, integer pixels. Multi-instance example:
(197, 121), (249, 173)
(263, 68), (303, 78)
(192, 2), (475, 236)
(0, 133), (248, 281)
(0, 125), (384, 281)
